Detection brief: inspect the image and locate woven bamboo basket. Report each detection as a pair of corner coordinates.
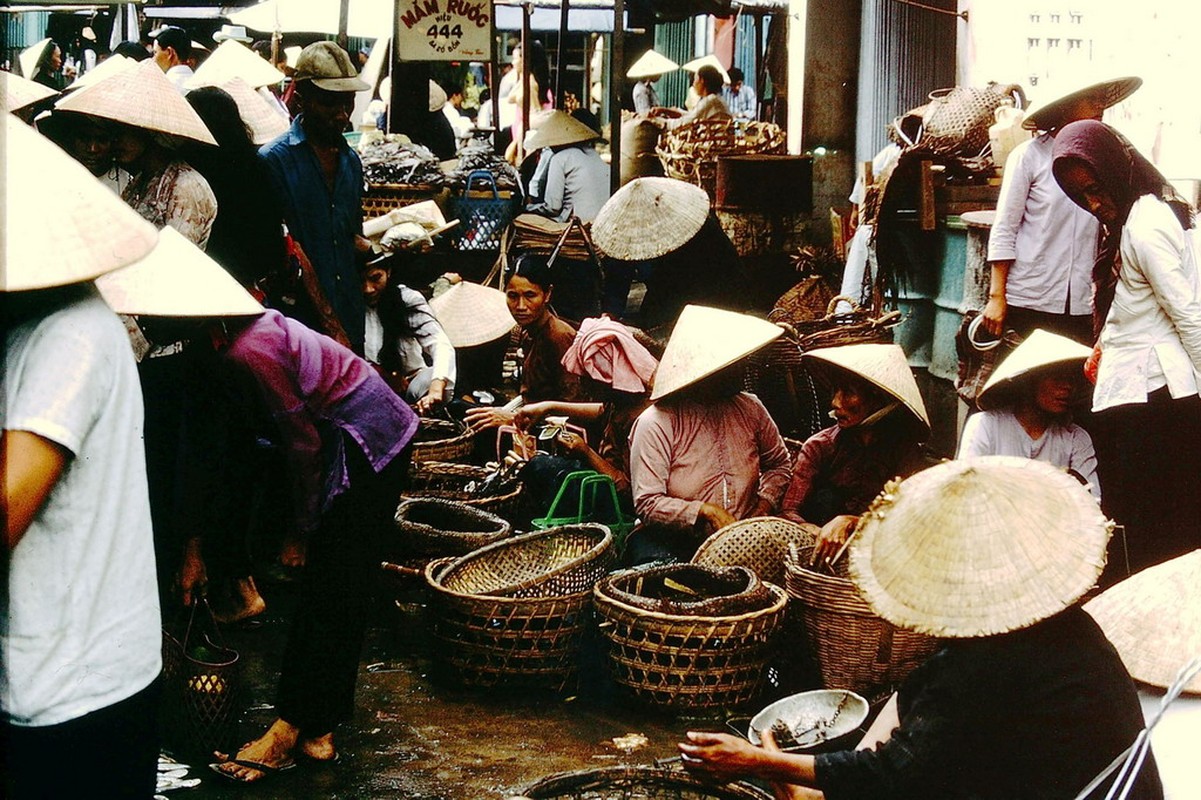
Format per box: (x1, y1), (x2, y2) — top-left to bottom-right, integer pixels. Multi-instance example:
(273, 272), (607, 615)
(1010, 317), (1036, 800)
(412, 418), (475, 464)
(393, 498), (512, 558)
(424, 558), (591, 690)
(438, 524), (614, 599)
(788, 296), (901, 351)
(656, 120), (786, 200)
(361, 183), (443, 220)
(403, 461), (524, 519)
(520, 766), (772, 800)
(601, 564), (774, 618)
(593, 576), (788, 710)
(783, 545), (939, 701)
(693, 517), (819, 586)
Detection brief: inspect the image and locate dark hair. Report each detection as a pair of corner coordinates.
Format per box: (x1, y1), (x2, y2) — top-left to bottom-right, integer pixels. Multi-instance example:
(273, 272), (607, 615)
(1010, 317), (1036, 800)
(441, 79), (463, 96)
(520, 40), (551, 99)
(113, 41), (150, 61)
(185, 87), (253, 152)
(154, 26), (192, 61)
(728, 67), (744, 84)
(507, 252), (553, 291)
(696, 65), (723, 95)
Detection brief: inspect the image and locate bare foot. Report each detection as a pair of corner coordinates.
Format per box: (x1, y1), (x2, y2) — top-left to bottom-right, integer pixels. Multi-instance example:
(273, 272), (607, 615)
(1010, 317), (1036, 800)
(214, 577), (266, 624)
(300, 732), (338, 762)
(211, 719), (299, 782)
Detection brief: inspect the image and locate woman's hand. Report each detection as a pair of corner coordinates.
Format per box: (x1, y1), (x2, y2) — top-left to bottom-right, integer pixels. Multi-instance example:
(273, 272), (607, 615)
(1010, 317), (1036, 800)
(415, 379), (446, 415)
(280, 535), (307, 568)
(465, 406), (515, 433)
(699, 503), (737, 532)
(981, 295), (1007, 337)
(557, 430), (588, 456)
(177, 538), (208, 607)
(678, 731), (765, 782)
(812, 514), (858, 565)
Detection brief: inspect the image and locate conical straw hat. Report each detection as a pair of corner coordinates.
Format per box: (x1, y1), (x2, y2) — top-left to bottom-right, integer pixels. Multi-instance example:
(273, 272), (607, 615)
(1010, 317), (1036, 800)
(681, 54), (730, 85)
(2, 70), (58, 112)
(55, 58), (217, 145)
(977, 329), (1091, 410)
(428, 281), (516, 347)
(525, 110), (600, 151)
(1084, 550), (1201, 695)
(428, 79), (447, 113)
(187, 39), (285, 89)
(95, 227), (264, 317)
(804, 343), (930, 428)
(592, 177), (710, 261)
(65, 54), (136, 92)
(628, 49), (678, 79)
(204, 77), (290, 145)
(2, 116), (159, 292)
(1023, 77), (1142, 131)
(19, 38), (52, 81)
(849, 456), (1111, 638)
(651, 305), (782, 401)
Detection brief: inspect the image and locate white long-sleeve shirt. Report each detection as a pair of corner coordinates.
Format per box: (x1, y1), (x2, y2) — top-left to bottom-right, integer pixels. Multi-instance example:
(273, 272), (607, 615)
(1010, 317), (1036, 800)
(987, 134), (1099, 315)
(957, 409), (1100, 499)
(1094, 195), (1201, 411)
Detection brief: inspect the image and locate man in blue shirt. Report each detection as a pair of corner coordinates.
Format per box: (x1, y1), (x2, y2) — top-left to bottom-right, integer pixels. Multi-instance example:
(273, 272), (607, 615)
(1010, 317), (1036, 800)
(260, 41), (371, 353)
(722, 67), (757, 120)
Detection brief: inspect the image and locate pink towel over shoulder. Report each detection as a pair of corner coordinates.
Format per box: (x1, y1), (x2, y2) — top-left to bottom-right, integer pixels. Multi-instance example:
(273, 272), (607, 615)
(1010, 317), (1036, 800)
(561, 317), (658, 394)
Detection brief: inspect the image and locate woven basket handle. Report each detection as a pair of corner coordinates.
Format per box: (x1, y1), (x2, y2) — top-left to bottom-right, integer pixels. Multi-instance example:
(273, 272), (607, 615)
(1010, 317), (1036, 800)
(181, 596), (225, 653)
(464, 169), (499, 199)
(381, 561), (422, 580)
(824, 295), (861, 317)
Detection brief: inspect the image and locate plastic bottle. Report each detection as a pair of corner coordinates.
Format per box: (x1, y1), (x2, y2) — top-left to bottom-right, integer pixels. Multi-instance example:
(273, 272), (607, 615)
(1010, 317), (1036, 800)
(989, 104), (1032, 174)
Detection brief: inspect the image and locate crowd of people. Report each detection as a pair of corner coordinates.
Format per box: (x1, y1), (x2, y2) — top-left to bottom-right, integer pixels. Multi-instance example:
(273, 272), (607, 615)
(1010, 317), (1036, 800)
(3, 25), (1196, 800)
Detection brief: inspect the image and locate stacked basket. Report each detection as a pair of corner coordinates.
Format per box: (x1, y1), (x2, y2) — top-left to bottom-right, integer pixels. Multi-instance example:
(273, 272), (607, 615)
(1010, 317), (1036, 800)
(411, 418), (475, 464)
(391, 498), (511, 562)
(784, 544), (939, 701)
(402, 461), (524, 519)
(594, 564), (788, 710)
(424, 524), (614, 690)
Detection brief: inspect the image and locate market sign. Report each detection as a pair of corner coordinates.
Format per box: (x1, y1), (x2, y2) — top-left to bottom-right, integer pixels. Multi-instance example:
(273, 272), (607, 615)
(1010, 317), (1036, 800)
(395, 0), (492, 61)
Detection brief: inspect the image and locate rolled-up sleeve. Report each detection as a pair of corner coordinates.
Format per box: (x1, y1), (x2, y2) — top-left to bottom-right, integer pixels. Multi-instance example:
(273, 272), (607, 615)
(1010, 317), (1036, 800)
(987, 144), (1033, 263)
(754, 405), (792, 512)
(781, 430), (835, 522)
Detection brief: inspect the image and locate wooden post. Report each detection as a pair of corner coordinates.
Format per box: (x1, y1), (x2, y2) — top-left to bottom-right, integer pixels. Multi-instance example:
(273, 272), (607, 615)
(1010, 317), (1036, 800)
(337, 0), (350, 49)
(609, 0), (624, 194)
(919, 160), (936, 231)
(519, 3), (532, 163)
(754, 14), (764, 121)
(556, 0), (570, 108)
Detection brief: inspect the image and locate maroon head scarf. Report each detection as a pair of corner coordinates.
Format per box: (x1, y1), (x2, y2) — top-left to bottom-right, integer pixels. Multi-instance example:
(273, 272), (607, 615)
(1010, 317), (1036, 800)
(1052, 120), (1193, 337)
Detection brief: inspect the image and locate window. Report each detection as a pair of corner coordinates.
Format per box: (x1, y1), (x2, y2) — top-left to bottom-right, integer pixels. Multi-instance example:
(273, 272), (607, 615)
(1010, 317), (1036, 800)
(1050, 13), (1060, 23)
(1029, 13), (1041, 23)
(1067, 38), (1081, 50)
(1048, 38), (1060, 48)
(1028, 37), (1041, 48)
(1070, 12), (1082, 24)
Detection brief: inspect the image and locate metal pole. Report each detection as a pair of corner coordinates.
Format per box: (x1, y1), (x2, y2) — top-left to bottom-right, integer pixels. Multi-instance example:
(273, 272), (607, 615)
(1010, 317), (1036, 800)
(338, 0), (350, 49)
(490, 34), (501, 153)
(754, 14), (764, 121)
(556, 0), (570, 108)
(608, 0), (624, 194)
(519, 3), (532, 162)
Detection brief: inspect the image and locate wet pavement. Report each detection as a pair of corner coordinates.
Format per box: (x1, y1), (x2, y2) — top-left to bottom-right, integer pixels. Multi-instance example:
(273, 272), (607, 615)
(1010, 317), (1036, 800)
(171, 576), (746, 800)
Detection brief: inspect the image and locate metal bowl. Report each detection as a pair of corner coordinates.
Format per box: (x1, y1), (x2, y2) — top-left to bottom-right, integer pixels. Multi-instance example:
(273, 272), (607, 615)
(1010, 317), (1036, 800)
(748, 689), (869, 750)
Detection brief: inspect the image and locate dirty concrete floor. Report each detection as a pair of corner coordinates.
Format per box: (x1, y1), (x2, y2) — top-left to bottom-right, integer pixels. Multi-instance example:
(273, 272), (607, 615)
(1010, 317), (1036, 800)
(172, 576), (760, 800)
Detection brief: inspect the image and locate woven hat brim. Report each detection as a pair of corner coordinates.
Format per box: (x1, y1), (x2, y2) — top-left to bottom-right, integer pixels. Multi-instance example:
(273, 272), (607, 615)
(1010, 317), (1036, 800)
(19, 38), (51, 81)
(188, 39), (285, 89)
(96, 227), (264, 317)
(204, 77), (289, 146)
(526, 112), (600, 151)
(55, 59), (217, 145)
(65, 54), (136, 92)
(1023, 77), (1143, 131)
(977, 329), (1091, 410)
(1085, 550), (1201, 695)
(592, 177), (710, 261)
(628, 50), (679, 78)
(429, 282), (516, 348)
(2, 71), (58, 112)
(3, 117), (159, 292)
(681, 54), (730, 84)
(849, 456), (1110, 638)
(651, 305), (783, 401)
(804, 344), (930, 428)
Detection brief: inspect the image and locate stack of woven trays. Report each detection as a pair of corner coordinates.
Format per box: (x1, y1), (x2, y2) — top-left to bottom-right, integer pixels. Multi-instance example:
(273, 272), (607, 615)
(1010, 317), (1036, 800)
(656, 119), (786, 200)
(411, 418), (474, 464)
(424, 524), (614, 690)
(402, 462), (524, 520)
(784, 544), (939, 701)
(593, 564), (787, 710)
(509, 213), (594, 262)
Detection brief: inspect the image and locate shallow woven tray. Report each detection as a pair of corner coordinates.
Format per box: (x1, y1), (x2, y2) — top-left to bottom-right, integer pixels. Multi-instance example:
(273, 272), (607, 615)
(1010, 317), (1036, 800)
(593, 580), (788, 710)
(394, 498), (512, 558)
(412, 418), (474, 464)
(403, 461), (524, 519)
(438, 524), (614, 599)
(784, 546), (939, 701)
(424, 559), (591, 690)
(520, 766), (772, 800)
(693, 517), (819, 586)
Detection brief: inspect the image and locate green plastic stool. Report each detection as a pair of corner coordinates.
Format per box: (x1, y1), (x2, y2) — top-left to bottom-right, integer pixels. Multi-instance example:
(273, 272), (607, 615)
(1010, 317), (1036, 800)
(532, 470), (635, 551)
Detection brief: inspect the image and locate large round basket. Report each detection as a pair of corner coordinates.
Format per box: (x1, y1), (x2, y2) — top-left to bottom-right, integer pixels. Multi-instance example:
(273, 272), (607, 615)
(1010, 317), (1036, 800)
(393, 498), (512, 558)
(656, 120), (786, 201)
(412, 418), (475, 464)
(439, 524), (614, 599)
(403, 461), (524, 519)
(784, 546), (939, 701)
(520, 766), (772, 800)
(593, 575), (788, 710)
(600, 564), (774, 618)
(693, 517), (819, 586)
(424, 558), (592, 690)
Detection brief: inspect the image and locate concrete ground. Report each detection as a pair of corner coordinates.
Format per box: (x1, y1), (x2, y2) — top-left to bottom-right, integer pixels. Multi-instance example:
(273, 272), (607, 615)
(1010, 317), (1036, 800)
(169, 575), (747, 800)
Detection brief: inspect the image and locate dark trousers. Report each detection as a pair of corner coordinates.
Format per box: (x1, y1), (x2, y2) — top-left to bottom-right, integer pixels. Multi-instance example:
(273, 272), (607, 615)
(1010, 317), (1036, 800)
(1095, 389), (1201, 583)
(3, 677), (161, 799)
(1006, 306), (1093, 345)
(275, 442), (408, 734)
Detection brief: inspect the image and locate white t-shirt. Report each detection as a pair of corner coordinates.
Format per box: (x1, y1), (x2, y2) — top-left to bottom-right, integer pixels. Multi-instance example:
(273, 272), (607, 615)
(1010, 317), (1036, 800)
(2, 289), (161, 726)
(957, 408), (1100, 499)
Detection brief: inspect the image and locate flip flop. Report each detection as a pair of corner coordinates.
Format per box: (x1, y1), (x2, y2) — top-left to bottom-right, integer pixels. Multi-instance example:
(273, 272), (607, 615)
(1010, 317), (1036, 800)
(298, 751), (341, 766)
(207, 757), (297, 784)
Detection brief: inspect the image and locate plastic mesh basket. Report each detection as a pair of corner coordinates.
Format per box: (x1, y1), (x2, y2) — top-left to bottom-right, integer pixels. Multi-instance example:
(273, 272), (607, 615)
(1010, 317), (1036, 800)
(451, 170), (517, 251)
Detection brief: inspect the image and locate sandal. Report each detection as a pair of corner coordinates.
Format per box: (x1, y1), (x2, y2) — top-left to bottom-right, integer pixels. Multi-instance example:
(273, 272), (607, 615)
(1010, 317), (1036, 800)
(207, 757), (296, 784)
